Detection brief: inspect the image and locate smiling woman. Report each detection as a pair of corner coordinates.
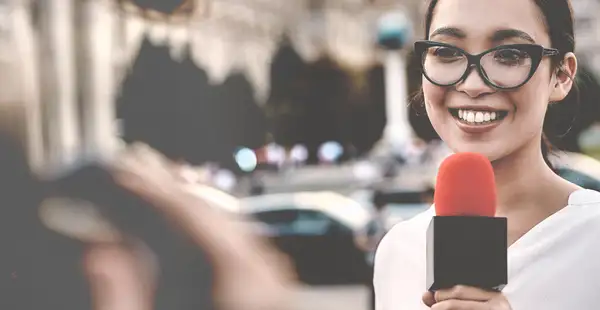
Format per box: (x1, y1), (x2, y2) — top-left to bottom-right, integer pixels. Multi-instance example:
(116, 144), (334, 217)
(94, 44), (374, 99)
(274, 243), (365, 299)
(374, 0), (600, 310)
(413, 0), (579, 166)
(412, 4), (580, 168)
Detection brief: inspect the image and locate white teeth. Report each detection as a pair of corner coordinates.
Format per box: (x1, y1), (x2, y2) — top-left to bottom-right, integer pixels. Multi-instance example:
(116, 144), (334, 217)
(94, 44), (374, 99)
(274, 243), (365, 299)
(475, 112), (484, 122)
(456, 109), (501, 124)
(466, 112), (475, 122)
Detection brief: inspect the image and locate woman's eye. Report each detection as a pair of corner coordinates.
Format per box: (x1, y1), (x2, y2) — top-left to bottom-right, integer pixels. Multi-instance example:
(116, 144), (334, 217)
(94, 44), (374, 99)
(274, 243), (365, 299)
(494, 49), (529, 66)
(432, 47), (462, 58)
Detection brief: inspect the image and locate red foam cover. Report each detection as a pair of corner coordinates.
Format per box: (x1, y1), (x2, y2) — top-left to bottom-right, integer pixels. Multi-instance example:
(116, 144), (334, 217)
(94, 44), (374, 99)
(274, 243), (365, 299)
(434, 152), (497, 217)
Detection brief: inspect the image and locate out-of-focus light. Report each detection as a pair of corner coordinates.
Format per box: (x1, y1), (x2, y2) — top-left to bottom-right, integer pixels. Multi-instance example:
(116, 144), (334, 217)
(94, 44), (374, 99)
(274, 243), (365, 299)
(290, 144), (308, 163)
(266, 143), (285, 166)
(353, 160), (381, 181)
(235, 148), (258, 172)
(214, 169), (236, 192)
(318, 141), (343, 163)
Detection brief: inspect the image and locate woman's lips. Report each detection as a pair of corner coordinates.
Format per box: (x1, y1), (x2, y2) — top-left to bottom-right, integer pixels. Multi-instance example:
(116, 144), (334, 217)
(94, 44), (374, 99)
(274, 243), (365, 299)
(449, 108), (506, 134)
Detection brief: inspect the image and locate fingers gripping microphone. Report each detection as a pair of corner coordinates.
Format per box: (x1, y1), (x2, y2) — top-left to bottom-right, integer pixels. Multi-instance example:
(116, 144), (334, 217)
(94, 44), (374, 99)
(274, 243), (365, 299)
(427, 152), (507, 291)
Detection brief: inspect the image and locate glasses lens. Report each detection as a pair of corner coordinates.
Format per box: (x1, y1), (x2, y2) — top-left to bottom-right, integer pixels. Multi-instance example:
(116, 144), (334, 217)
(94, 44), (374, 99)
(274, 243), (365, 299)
(481, 48), (533, 88)
(422, 46), (468, 85)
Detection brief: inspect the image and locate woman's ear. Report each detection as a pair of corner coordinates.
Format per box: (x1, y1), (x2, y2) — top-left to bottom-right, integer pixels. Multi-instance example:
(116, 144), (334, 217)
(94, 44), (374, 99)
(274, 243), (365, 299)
(549, 52), (577, 102)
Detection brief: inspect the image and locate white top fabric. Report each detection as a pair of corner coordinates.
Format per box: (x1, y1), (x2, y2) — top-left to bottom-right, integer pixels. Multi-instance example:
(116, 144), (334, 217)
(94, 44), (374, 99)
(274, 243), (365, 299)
(374, 189), (600, 310)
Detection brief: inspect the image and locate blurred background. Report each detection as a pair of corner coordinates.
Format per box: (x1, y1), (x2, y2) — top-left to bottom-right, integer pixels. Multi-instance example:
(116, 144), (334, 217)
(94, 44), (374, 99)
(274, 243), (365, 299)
(2, 0), (600, 309)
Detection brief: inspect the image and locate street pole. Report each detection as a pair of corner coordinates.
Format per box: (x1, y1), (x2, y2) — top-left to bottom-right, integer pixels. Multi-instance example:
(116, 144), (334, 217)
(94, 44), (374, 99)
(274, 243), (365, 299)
(37, 0), (81, 167)
(0, 0), (45, 170)
(77, 0), (118, 157)
(377, 10), (413, 159)
(383, 51), (410, 155)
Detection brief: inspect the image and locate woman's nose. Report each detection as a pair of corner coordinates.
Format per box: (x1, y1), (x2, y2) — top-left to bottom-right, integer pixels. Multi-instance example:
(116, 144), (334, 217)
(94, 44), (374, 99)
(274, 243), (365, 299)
(455, 65), (495, 98)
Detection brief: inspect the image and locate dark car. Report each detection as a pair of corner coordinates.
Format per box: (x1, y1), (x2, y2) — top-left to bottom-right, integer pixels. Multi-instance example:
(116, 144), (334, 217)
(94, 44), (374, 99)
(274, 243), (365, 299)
(241, 192), (373, 285)
(551, 152), (600, 191)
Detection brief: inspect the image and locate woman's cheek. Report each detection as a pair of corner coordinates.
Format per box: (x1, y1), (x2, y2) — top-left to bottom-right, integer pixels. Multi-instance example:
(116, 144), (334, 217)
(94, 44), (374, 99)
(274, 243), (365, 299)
(422, 82), (449, 119)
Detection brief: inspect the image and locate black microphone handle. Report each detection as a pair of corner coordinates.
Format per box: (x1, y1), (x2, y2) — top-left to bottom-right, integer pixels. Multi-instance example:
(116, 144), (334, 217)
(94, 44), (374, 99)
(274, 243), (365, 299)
(426, 216), (508, 291)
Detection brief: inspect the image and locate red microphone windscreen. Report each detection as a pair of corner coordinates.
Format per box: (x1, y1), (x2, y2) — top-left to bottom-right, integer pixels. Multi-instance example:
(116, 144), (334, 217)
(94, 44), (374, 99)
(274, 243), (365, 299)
(434, 152), (497, 217)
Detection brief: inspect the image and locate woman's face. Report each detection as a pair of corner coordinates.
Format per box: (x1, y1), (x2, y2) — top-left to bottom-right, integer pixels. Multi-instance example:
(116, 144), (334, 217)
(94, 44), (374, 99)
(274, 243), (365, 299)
(423, 0), (570, 162)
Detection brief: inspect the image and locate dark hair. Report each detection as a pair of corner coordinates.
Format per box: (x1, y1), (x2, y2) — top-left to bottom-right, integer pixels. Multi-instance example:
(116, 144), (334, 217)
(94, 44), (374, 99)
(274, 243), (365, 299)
(414, 0), (580, 169)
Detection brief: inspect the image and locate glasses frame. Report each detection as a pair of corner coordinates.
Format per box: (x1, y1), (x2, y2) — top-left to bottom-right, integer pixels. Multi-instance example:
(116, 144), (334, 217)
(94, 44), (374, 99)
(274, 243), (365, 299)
(414, 40), (560, 90)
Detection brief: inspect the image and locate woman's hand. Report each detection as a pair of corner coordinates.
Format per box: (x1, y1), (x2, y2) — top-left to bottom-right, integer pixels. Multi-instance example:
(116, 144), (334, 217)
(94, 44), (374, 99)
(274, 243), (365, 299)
(422, 286), (512, 310)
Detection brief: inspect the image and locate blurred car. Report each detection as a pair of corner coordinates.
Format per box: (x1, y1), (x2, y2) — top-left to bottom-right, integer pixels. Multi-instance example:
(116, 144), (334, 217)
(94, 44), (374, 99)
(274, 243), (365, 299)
(551, 151), (600, 191)
(183, 183), (242, 213)
(373, 189), (432, 231)
(240, 191), (373, 285)
(370, 150), (600, 231)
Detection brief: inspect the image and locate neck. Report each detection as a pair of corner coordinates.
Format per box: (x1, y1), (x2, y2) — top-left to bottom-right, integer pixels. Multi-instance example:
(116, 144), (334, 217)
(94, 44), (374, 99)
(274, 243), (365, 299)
(491, 138), (559, 214)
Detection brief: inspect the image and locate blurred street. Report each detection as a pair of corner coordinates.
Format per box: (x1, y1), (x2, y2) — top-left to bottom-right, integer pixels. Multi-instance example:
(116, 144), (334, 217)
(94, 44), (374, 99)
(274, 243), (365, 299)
(293, 285), (370, 310)
(3, 0), (600, 309)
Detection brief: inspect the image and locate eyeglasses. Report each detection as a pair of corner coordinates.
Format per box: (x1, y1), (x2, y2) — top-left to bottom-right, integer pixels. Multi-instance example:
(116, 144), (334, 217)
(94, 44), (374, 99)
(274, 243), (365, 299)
(414, 40), (560, 90)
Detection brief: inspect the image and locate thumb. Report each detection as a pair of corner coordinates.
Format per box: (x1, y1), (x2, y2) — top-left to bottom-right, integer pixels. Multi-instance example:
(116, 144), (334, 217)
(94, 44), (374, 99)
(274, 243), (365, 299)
(422, 291), (436, 307)
(83, 244), (155, 310)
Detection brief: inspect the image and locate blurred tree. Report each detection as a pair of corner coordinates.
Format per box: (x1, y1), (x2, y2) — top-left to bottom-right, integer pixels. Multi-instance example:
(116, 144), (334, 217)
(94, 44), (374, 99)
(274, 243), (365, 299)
(265, 41), (386, 163)
(347, 65), (386, 157)
(117, 38), (267, 172)
(117, 38), (181, 159)
(267, 42), (388, 162)
(301, 56), (348, 163)
(266, 42), (309, 147)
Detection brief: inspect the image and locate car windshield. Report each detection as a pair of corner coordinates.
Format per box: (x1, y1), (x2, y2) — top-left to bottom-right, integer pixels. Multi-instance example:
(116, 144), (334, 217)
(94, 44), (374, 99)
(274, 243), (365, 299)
(386, 203), (430, 219)
(557, 168), (600, 191)
(252, 208), (343, 235)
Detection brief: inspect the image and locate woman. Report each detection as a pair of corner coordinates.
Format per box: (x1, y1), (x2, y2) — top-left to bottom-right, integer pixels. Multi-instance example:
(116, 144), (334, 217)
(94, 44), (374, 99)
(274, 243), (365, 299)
(374, 0), (600, 309)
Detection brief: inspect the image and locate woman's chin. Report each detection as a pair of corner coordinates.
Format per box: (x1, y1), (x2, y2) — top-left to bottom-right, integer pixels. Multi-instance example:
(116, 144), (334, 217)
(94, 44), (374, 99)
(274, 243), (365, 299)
(447, 143), (504, 162)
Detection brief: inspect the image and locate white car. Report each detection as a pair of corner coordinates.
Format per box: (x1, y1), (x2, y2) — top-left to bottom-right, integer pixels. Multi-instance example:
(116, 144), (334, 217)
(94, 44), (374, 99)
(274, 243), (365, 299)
(240, 191), (374, 284)
(182, 183), (242, 213)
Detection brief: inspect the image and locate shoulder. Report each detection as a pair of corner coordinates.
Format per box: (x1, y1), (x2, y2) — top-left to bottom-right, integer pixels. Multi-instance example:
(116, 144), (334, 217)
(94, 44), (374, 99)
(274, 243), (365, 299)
(373, 208), (434, 310)
(567, 189), (600, 228)
(568, 189), (600, 207)
(568, 189), (600, 219)
(374, 206), (434, 277)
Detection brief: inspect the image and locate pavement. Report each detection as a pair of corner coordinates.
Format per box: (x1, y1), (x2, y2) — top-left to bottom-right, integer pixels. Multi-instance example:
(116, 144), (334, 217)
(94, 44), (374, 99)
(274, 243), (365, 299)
(292, 285), (370, 310)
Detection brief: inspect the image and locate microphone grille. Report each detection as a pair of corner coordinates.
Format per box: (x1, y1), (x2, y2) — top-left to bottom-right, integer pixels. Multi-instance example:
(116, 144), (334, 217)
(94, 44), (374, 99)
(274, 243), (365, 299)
(434, 152), (497, 216)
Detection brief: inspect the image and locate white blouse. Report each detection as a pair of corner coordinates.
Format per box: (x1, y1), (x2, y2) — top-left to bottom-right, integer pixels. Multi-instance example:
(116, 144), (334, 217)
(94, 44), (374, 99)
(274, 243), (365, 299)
(374, 189), (600, 310)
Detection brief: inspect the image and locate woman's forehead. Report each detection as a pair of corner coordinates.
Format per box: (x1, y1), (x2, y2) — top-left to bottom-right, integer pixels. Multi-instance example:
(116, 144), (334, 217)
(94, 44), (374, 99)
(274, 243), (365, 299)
(429, 0), (549, 45)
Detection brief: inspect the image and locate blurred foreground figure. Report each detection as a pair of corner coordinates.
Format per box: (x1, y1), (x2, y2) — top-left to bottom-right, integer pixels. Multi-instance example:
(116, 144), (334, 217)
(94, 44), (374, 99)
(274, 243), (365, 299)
(0, 130), (295, 310)
(81, 144), (297, 310)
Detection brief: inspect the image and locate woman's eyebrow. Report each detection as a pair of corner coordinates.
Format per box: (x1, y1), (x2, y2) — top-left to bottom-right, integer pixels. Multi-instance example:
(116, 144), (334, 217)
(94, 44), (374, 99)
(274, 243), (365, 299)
(430, 27), (536, 44)
(430, 27), (466, 40)
(490, 29), (536, 44)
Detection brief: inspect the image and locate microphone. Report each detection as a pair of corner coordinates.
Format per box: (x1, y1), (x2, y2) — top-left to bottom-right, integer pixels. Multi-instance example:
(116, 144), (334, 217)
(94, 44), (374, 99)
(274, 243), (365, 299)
(426, 152), (507, 291)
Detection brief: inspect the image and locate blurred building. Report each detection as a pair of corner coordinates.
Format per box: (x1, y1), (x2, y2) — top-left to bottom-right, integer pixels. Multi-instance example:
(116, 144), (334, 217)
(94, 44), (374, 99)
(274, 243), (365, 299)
(3, 0), (600, 170)
(572, 0), (600, 73)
